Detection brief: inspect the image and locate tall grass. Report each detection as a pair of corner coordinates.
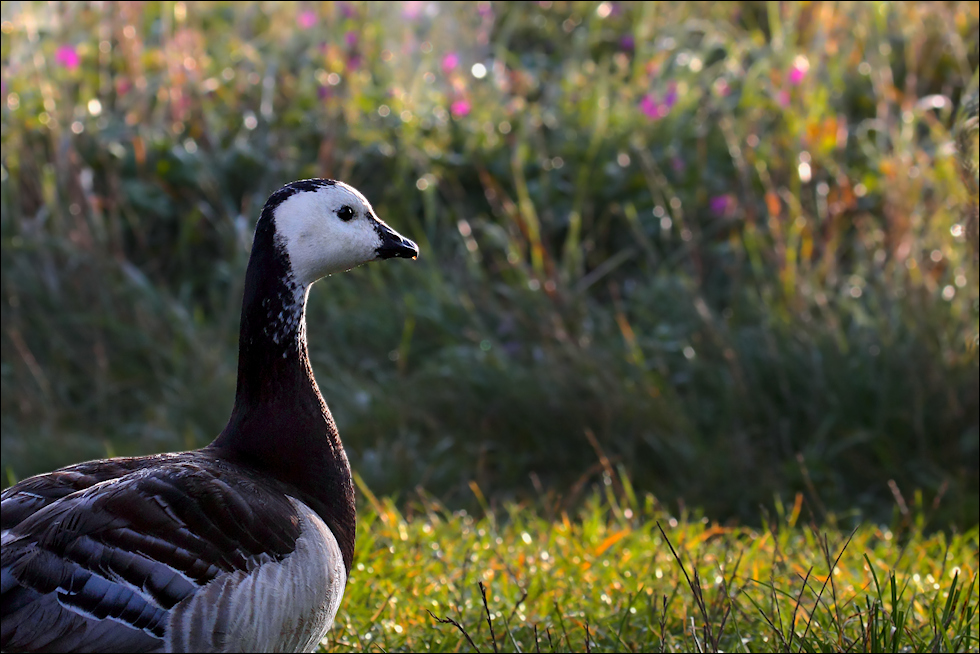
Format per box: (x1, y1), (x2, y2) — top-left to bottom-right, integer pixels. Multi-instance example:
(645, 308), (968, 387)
(1, 2), (978, 526)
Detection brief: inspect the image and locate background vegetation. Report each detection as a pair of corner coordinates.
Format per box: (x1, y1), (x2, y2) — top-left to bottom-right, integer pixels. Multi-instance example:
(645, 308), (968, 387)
(2, 1), (978, 532)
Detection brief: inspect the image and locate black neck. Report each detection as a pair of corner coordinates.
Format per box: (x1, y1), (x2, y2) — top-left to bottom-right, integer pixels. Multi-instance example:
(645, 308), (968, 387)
(208, 211), (355, 573)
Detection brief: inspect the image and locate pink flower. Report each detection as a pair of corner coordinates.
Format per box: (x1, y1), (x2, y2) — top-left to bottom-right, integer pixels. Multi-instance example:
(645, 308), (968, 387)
(788, 65), (806, 86)
(639, 94), (658, 118)
(441, 52), (459, 74)
(55, 45), (80, 70)
(710, 195), (734, 215)
(450, 99), (471, 118)
(297, 10), (316, 29)
(777, 90), (791, 107)
(403, 1), (424, 19)
(788, 55), (809, 86)
(639, 94), (668, 119)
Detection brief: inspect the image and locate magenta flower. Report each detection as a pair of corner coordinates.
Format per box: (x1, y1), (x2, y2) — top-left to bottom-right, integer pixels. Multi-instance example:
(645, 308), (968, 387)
(777, 90), (791, 107)
(639, 94), (668, 120)
(663, 82), (678, 109)
(639, 94), (658, 118)
(450, 99), (471, 118)
(297, 10), (316, 29)
(345, 31), (358, 47)
(55, 45), (80, 70)
(442, 52), (459, 74)
(709, 195), (734, 216)
(788, 55), (809, 86)
(403, 1), (424, 19)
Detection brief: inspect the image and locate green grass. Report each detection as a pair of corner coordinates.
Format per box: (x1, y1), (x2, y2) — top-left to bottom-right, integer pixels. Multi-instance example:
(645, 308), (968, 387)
(329, 480), (979, 653)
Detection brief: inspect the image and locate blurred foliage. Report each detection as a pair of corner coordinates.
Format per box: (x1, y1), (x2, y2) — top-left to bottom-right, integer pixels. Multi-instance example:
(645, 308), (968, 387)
(1, 1), (978, 527)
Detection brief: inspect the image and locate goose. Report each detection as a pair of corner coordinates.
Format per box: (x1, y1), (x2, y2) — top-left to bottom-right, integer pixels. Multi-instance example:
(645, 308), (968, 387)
(0, 179), (419, 653)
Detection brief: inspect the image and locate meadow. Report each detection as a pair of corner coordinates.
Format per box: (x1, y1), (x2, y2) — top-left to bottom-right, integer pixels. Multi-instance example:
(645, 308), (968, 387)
(1, 2), (978, 650)
(339, 482), (978, 652)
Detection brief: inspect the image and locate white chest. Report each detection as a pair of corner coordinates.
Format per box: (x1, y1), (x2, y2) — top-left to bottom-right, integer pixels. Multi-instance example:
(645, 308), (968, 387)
(165, 498), (347, 653)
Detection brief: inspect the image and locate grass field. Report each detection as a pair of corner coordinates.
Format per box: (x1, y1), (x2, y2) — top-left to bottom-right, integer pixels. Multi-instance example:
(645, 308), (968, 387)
(331, 481), (979, 653)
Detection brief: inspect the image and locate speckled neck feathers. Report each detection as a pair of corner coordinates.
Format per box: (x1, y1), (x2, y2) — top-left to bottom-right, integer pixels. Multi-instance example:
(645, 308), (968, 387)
(261, 270), (307, 351)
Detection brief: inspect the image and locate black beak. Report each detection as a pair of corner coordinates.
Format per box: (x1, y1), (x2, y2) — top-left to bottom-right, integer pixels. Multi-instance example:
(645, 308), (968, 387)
(375, 223), (419, 260)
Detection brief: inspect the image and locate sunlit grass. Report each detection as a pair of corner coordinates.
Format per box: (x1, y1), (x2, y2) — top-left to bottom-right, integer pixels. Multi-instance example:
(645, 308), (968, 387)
(328, 480), (979, 652)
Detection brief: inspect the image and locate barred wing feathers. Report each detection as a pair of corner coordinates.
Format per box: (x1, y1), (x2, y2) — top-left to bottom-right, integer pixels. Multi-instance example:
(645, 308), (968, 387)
(1, 455), (342, 653)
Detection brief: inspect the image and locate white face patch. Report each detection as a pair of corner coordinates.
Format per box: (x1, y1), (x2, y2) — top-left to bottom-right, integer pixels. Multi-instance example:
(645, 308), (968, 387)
(273, 182), (389, 287)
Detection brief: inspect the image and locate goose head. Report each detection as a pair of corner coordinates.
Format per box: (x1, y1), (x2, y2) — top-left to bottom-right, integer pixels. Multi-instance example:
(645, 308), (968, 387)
(269, 179), (418, 286)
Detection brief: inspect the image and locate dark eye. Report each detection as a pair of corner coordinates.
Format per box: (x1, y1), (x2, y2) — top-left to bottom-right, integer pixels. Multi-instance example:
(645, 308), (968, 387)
(337, 205), (355, 222)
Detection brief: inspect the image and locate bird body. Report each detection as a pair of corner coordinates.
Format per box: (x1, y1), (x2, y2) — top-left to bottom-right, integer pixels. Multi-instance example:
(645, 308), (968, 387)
(1, 179), (418, 653)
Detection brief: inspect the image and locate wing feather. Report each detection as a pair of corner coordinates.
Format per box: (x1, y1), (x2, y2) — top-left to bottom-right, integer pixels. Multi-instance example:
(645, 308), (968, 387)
(1, 455), (305, 653)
